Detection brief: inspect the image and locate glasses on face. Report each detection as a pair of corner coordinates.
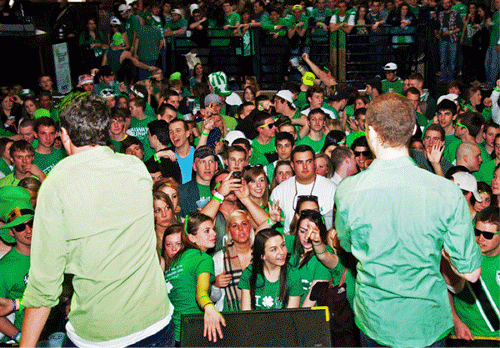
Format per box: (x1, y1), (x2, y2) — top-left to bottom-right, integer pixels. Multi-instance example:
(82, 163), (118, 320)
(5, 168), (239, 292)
(354, 150), (371, 157)
(259, 122), (277, 129)
(13, 219), (33, 232)
(474, 228), (500, 240)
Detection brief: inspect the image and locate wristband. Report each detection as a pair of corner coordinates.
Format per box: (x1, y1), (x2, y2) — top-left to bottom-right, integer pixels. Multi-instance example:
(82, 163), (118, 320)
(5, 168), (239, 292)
(198, 294), (213, 308)
(203, 302), (215, 309)
(315, 246), (326, 255)
(12, 331), (21, 344)
(11, 299), (16, 313)
(267, 218), (275, 225)
(148, 66), (153, 71)
(201, 130), (209, 136)
(274, 25), (277, 30)
(212, 191), (224, 203)
(153, 153), (161, 163)
(17, 298), (23, 312)
(173, 30), (176, 35)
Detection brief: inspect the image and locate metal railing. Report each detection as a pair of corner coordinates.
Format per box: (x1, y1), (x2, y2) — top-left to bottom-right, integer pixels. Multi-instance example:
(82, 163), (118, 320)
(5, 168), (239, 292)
(170, 25), (426, 90)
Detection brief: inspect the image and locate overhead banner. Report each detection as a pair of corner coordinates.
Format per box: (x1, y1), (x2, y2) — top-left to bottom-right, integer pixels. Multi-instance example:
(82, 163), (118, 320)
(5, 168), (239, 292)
(52, 42), (72, 94)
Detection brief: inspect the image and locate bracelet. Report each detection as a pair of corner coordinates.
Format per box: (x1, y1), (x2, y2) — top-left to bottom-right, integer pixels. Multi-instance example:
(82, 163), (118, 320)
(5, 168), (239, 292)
(315, 246), (327, 255)
(11, 299), (16, 313)
(201, 130), (209, 136)
(212, 191), (224, 203)
(267, 218), (275, 225)
(274, 25), (277, 30)
(198, 294), (213, 309)
(173, 30), (176, 35)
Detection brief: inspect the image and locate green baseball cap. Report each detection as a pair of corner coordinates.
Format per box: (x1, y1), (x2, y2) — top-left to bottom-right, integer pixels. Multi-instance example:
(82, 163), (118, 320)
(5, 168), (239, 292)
(0, 186), (34, 243)
(33, 108), (51, 119)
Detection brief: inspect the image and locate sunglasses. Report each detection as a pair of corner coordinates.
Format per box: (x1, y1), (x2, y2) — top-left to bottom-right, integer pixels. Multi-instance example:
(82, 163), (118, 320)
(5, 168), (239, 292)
(259, 122), (276, 129)
(13, 219), (33, 232)
(354, 150), (371, 157)
(300, 209), (322, 220)
(474, 228), (500, 240)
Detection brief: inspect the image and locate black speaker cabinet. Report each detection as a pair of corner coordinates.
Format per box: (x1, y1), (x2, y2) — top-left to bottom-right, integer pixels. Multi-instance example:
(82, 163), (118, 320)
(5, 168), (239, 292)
(180, 307), (331, 347)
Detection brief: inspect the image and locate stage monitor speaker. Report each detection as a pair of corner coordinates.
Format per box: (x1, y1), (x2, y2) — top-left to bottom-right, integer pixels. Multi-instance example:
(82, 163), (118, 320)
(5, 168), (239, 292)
(180, 307), (331, 347)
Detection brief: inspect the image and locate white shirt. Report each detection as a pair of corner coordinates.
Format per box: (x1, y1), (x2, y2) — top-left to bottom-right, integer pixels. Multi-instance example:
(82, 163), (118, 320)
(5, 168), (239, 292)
(270, 175), (336, 233)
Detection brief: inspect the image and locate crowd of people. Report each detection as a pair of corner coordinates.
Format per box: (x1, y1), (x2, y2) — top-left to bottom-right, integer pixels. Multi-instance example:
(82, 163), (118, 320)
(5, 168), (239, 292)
(0, 0), (498, 346)
(55, 0), (500, 87)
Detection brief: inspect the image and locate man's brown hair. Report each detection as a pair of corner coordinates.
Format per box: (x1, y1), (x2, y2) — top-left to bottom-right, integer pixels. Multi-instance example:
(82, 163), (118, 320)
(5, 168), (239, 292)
(366, 93), (415, 147)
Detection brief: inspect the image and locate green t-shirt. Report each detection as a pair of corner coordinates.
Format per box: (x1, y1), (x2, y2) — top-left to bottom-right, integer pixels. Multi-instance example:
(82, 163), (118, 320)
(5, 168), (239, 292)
(0, 248), (30, 338)
(297, 134), (326, 154)
(166, 18), (190, 48)
(310, 8), (333, 41)
(473, 158), (497, 185)
(125, 14), (141, 46)
(34, 148), (66, 174)
(288, 243), (331, 305)
(453, 253), (499, 337)
(165, 248), (214, 341)
(197, 183), (211, 203)
(108, 136), (127, 153)
(250, 138), (275, 165)
(128, 116), (156, 161)
(238, 263), (304, 309)
(381, 78), (404, 95)
(0, 172), (38, 188)
(415, 112), (428, 127)
(136, 25), (163, 61)
(490, 11), (500, 47)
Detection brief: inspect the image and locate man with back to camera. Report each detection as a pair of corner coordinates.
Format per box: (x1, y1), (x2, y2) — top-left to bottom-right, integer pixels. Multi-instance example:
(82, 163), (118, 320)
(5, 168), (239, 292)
(335, 93), (482, 347)
(20, 93), (174, 347)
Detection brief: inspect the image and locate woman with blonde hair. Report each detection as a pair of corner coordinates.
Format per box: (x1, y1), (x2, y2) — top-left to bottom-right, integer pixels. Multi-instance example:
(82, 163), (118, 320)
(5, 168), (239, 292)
(211, 210), (254, 311)
(153, 177), (181, 214)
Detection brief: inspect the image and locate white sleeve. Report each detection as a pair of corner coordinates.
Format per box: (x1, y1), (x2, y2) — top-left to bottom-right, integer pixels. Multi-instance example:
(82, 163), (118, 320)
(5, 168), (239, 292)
(347, 15), (355, 26)
(210, 250), (225, 311)
(491, 89), (500, 125)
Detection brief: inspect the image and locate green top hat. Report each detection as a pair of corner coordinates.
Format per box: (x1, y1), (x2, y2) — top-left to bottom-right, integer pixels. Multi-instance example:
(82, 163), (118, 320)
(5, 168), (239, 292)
(0, 186), (34, 243)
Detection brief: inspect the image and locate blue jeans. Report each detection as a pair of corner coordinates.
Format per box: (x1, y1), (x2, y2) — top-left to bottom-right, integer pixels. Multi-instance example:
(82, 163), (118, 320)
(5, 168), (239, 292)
(360, 330), (446, 347)
(138, 60), (156, 81)
(65, 321), (175, 347)
(439, 40), (458, 83)
(485, 45), (500, 88)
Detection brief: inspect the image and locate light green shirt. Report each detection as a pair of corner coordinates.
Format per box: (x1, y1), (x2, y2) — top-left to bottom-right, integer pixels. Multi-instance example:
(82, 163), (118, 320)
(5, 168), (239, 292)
(23, 146), (171, 342)
(335, 156), (482, 347)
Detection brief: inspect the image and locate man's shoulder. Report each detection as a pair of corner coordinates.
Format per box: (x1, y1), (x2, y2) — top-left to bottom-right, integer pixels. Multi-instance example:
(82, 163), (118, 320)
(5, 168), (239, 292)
(316, 174), (337, 189)
(180, 179), (198, 192)
(270, 176), (294, 195)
